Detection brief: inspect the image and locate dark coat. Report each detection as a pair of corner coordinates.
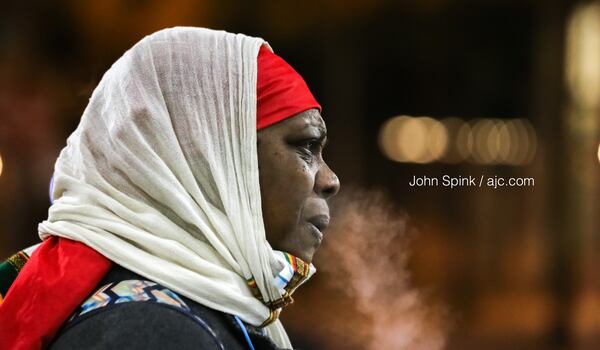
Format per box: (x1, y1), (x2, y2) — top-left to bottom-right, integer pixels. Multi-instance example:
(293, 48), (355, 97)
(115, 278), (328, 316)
(49, 265), (285, 350)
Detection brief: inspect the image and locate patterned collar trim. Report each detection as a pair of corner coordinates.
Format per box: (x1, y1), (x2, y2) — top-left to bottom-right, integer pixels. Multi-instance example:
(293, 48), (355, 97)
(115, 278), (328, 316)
(246, 251), (316, 325)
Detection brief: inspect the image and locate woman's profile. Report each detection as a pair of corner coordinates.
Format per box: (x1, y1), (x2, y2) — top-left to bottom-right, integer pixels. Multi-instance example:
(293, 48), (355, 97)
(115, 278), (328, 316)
(0, 27), (340, 350)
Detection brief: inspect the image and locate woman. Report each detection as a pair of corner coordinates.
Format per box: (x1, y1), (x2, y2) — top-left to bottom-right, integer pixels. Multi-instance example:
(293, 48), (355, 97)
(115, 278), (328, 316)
(0, 27), (339, 349)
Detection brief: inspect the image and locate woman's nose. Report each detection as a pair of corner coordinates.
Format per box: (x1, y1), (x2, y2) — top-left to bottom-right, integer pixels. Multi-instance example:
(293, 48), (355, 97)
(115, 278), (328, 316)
(316, 163), (340, 200)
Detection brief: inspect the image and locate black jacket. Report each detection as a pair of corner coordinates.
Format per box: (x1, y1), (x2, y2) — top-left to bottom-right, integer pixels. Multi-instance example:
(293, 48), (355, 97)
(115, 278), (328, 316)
(49, 265), (285, 350)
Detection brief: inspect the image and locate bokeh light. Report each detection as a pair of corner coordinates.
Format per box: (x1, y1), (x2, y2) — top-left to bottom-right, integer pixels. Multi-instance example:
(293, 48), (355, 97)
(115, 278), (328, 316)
(456, 121), (474, 162)
(379, 116), (537, 165)
(495, 121), (512, 163)
(398, 117), (430, 163)
(378, 116), (408, 163)
(440, 117), (467, 163)
(426, 118), (449, 163)
(471, 118), (496, 164)
(379, 116), (449, 164)
(566, 3), (600, 110)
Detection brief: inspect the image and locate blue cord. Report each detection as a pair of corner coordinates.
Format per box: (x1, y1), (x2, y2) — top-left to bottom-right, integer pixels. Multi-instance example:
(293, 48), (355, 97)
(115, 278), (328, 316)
(49, 175), (54, 204)
(233, 315), (256, 350)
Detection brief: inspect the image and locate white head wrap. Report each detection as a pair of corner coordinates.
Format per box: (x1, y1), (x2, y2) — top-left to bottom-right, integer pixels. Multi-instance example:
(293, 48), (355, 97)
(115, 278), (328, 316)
(38, 27), (304, 348)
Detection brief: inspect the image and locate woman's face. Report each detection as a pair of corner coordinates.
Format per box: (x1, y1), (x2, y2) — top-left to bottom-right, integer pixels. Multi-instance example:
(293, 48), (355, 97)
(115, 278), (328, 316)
(257, 109), (340, 263)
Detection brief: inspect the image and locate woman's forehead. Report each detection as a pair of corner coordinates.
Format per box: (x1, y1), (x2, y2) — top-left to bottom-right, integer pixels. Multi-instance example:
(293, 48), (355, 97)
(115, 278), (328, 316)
(289, 109), (326, 131)
(258, 109), (326, 138)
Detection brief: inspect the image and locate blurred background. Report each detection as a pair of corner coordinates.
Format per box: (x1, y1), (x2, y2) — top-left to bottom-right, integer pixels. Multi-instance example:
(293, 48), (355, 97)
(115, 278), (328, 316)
(1, 0), (600, 349)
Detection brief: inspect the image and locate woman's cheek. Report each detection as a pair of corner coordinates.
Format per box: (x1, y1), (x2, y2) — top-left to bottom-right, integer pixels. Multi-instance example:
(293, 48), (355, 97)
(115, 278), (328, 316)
(292, 161), (316, 191)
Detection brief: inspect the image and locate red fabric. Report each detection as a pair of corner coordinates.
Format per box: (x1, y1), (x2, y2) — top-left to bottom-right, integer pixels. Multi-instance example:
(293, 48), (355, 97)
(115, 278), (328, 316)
(256, 45), (321, 130)
(0, 237), (112, 349)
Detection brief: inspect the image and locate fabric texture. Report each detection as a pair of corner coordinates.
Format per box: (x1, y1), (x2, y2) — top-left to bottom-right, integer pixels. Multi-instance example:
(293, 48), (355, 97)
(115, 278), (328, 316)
(0, 241), (310, 349)
(71, 280), (192, 319)
(0, 243), (40, 303)
(63, 279), (226, 350)
(50, 265), (283, 350)
(35, 27), (314, 348)
(256, 46), (321, 129)
(0, 252), (29, 302)
(52, 303), (227, 350)
(0, 237), (112, 349)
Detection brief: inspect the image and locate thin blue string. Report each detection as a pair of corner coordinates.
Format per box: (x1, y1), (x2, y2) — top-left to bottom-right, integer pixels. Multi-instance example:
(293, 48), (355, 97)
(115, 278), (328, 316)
(233, 315), (256, 350)
(49, 175), (54, 204)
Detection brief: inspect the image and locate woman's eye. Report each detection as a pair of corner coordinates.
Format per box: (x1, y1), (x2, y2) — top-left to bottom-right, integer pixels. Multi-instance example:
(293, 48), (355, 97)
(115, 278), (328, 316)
(297, 139), (321, 160)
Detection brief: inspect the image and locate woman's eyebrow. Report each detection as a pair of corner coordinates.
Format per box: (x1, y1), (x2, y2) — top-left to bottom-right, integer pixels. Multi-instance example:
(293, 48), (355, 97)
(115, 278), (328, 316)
(300, 123), (327, 135)
(297, 123), (328, 146)
(314, 128), (328, 146)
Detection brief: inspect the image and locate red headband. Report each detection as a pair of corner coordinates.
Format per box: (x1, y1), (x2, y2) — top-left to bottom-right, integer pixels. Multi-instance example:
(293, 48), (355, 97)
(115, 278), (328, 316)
(256, 45), (321, 130)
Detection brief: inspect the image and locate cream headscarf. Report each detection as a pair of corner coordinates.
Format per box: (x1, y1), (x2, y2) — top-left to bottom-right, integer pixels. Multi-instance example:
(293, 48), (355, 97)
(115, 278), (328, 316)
(38, 27), (304, 348)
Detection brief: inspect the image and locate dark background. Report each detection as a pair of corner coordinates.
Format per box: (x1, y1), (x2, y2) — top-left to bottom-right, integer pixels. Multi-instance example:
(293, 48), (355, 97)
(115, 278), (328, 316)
(2, 1), (600, 349)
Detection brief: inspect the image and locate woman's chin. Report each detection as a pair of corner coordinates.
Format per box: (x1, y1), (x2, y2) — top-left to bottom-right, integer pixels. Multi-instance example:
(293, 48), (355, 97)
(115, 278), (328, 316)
(282, 243), (316, 263)
(272, 226), (322, 263)
(292, 237), (320, 263)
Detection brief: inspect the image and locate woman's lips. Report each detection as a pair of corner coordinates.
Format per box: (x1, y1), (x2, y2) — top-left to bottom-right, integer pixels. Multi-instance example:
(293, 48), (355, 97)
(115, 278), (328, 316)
(308, 222), (324, 242)
(308, 214), (330, 242)
(309, 215), (329, 230)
